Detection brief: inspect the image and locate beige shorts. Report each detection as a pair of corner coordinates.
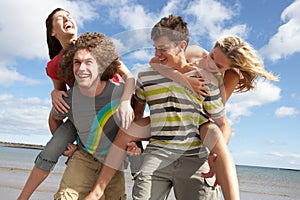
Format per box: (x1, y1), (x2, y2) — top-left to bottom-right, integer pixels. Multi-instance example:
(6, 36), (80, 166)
(54, 148), (126, 200)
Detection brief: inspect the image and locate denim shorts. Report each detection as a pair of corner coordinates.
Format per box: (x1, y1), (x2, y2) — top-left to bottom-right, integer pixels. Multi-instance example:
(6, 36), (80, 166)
(34, 119), (77, 171)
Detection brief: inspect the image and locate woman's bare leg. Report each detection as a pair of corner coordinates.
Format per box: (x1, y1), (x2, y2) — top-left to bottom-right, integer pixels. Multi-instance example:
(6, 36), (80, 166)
(85, 117), (150, 199)
(200, 123), (240, 200)
(17, 166), (49, 200)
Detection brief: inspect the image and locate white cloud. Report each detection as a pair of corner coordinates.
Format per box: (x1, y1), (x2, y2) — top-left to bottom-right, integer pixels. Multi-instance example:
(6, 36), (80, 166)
(111, 28), (153, 56)
(99, 1), (157, 30)
(232, 149), (300, 169)
(0, 93), (51, 140)
(117, 5), (156, 29)
(183, 0), (248, 44)
(126, 50), (153, 62)
(98, 0), (248, 47)
(275, 106), (299, 117)
(226, 80), (281, 123)
(0, 65), (39, 86)
(130, 62), (149, 78)
(160, 0), (183, 16)
(268, 151), (300, 159)
(259, 0), (300, 61)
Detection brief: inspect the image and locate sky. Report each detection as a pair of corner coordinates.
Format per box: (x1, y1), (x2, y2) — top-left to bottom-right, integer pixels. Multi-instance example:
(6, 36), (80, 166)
(0, 0), (300, 170)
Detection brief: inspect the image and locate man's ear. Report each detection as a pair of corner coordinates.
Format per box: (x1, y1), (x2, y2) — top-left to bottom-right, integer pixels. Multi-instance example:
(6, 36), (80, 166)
(180, 40), (188, 51)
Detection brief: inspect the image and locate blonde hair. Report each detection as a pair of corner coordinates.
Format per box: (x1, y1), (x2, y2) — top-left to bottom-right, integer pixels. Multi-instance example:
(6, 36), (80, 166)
(215, 35), (278, 93)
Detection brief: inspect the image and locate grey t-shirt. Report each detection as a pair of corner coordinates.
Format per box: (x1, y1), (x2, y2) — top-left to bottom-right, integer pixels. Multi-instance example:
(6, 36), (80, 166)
(56, 81), (124, 161)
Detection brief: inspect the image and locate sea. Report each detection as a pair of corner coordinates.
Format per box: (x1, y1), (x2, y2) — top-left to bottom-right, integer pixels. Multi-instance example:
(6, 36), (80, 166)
(0, 146), (299, 200)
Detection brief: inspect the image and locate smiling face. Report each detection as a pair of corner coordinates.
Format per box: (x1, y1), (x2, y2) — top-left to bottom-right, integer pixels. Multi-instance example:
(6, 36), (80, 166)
(51, 10), (77, 41)
(153, 36), (186, 69)
(209, 47), (231, 73)
(73, 49), (101, 91)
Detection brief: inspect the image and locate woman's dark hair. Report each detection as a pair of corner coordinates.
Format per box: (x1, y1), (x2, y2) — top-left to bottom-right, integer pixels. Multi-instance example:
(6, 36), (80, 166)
(46, 8), (66, 59)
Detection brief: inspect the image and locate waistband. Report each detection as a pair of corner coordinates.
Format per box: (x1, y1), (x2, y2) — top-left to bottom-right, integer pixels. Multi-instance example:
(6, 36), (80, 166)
(77, 146), (105, 163)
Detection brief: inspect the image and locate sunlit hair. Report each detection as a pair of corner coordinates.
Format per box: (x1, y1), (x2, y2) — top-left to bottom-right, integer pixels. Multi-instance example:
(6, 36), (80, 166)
(215, 35), (278, 92)
(151, 14), (189, 46)
(46, 8), (66, 59)
(59, 32), (120, 84)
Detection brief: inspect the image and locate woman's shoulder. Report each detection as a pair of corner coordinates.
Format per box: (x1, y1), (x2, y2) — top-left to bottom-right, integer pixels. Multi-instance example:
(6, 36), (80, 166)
(45, 54), (63, 80)
(225, 68), (242, 79)
(47, 54), (62, 68)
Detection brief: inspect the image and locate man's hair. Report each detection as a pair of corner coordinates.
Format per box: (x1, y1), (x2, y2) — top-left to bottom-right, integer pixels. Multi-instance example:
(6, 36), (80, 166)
(59, 32), (120, 84)
(46, 8), (66, 59)
(151, 14), (189, 45)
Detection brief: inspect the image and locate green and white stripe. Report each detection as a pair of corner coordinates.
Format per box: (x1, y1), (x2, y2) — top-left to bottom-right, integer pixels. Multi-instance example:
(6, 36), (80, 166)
(135, 66), (224, 154)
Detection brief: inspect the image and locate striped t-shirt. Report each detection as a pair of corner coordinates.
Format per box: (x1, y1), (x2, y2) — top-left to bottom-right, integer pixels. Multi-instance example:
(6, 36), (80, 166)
(135, 66), (225, 155)
(55, 81), (124, 161)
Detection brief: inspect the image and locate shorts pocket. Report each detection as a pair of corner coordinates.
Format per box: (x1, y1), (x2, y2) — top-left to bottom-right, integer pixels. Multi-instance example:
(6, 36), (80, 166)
(204, 176), (216, 187)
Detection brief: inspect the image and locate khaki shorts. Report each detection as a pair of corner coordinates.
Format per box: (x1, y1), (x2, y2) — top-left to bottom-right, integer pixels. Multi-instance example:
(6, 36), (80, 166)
(54, 149), (126, 200)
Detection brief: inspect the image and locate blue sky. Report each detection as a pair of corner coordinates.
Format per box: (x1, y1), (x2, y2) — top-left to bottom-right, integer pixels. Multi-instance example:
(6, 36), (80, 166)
(0, 0), (300, 170)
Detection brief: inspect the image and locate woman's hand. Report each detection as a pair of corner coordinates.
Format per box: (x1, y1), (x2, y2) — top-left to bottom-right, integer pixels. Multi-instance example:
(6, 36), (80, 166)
(116, 100), (135, 130)
(51, 89), (70, 114)
(185, 73), (210, 98)
(126, 142), (142, 156)
(202, 153), (218, 188)
(63, 143), (77, 157)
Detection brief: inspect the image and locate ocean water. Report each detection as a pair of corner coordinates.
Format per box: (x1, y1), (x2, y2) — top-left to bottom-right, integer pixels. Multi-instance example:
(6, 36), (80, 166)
(237, 165), (300, 200)
(0, 146), (299, 200)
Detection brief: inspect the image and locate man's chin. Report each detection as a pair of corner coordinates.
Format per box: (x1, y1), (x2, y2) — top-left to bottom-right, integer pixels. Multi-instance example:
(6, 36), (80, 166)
(76, 82), (89, 88)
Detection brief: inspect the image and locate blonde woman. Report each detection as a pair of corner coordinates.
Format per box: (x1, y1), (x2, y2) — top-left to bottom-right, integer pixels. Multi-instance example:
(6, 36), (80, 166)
(185, 35), (278, 104)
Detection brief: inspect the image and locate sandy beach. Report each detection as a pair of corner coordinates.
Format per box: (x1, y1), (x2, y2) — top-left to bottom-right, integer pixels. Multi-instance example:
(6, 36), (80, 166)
(1, 145), (299, 200)
(0, 143), (61, 199)
(0, 165), (136, 200)
(0, 166), (59, 199)
(2, 164), (297, 200)
(0, 143), (141, 200)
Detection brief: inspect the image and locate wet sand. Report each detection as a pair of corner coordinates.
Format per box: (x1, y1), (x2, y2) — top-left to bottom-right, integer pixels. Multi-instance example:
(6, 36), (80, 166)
(0, 166), (64, 199)
(0, 166), (135, 200)
(2, 165), (291, 200)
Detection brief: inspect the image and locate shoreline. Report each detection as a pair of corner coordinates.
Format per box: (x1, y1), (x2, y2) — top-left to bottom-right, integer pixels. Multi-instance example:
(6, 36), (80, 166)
(0, 141), (44, 150)
(0, 145), (299, 200)
(1, 141), (299, 171)
(0, 166), (295, 200)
